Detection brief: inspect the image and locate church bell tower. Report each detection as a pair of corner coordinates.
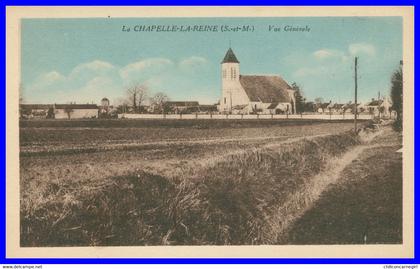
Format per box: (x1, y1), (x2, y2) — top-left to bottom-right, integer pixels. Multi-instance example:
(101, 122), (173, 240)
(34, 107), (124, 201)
(221, 48), (240, 112)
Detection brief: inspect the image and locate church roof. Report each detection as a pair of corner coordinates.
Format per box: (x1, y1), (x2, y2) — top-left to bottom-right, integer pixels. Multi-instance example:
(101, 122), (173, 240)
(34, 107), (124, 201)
(239, 75), (292, 103)
(221, 48), (240, 64)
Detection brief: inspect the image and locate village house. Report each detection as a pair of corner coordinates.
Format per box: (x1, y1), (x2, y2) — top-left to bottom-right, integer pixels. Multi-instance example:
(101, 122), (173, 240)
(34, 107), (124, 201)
(197, 104), (218, 113)
(317, 101), (332, 114)
(165, 102), (219, 114)
(166, 101), (200, 114)
(20, 103), (99, 119)
(317, 100), (330, 114)
(364, 97), (392, 117)
(341, 102), (364, 114)
(218, 48), (296, 114)
(330, 103), (344, 114)
(53, 104), (99, 119)
(20, 104), (53, 119)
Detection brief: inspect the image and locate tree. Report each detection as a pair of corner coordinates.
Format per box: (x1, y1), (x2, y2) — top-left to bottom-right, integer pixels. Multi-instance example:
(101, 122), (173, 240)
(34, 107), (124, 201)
(127, 83), (148, 113)
(314, 97), (324, 113)
(314, 97), (324, 105)
(378, 106), (385, 119)
(304, 101), (316, 113)
(19, 83), (25, 104)
(150, 92), (170, 114)
(390, 65), (402, 131)
(19, 84), (26, 118)
(47, 107), (55, 119)
(368, 107), (375, 116)
(114, 97), (130, 114)
(64, 107), (73, 119)
(291, 82), (305, 114)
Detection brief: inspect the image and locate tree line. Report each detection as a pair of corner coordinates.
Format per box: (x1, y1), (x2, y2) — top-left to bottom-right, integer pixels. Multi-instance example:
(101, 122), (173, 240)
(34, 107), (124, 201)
(109, 62), (403, 129)
(114, 83), (171, 114)
(291, 82), (333, 114)
(292, 60), (403, 130)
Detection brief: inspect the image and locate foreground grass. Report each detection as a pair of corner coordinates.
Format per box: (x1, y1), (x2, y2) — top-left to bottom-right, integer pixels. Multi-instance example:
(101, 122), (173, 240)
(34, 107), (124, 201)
(285, 127), (402, 244)
(21, 129), (361, 246)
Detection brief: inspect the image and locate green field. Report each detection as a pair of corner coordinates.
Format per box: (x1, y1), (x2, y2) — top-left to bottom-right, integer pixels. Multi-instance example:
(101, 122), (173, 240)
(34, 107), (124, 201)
(20, 119), (401, 246)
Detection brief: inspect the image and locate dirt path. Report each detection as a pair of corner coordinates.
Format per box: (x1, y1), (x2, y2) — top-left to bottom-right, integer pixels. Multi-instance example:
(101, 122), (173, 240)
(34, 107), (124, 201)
(282, 126), (402, 244)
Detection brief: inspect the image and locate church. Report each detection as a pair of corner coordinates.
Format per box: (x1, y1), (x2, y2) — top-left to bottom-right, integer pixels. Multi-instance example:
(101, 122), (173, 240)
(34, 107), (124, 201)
(218, 48), (296, 114)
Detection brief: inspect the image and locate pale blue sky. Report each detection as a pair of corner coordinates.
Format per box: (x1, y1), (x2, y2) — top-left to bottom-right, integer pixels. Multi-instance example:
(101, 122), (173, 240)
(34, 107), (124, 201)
(21, 17), (402, 105)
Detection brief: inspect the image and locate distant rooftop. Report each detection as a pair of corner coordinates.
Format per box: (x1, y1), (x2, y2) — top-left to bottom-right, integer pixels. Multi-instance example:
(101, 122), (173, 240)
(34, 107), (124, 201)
(166, 101), (199, 107)
(20, 103), (98, 109)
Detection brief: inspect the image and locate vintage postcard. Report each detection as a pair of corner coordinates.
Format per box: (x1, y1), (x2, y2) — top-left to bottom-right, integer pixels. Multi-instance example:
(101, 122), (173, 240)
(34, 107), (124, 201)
(6, 6), (414, 258)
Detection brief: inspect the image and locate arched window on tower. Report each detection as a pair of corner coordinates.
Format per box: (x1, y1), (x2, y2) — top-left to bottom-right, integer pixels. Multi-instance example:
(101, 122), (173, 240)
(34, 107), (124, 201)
(223, 69), (226, 79)
(233, 68), (237, 79)
(231, 67), (234, 80)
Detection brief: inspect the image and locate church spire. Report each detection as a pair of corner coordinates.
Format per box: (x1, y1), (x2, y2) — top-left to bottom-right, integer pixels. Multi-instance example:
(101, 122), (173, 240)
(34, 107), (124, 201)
(221, 48), (240, 64)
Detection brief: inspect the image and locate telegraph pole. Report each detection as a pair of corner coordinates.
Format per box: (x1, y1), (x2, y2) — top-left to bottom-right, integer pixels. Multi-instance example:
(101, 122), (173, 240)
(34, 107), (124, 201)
(354, 57), (358, 134)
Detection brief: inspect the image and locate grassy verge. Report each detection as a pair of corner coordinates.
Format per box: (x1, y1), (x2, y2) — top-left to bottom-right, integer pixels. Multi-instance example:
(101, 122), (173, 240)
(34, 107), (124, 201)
(21, 128), (364, 246)
(285, 127), (402, 244)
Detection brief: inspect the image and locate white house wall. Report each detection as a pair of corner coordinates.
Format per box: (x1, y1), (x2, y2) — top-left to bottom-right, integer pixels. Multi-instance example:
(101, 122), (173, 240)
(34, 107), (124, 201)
(54, 109), (98, 119)
(249, 101), (263, 111)
(263, 102), (291, 114)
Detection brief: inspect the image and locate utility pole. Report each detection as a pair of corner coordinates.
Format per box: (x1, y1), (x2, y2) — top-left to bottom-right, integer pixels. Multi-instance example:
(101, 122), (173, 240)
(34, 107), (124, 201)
(354, 57), (358, 134)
